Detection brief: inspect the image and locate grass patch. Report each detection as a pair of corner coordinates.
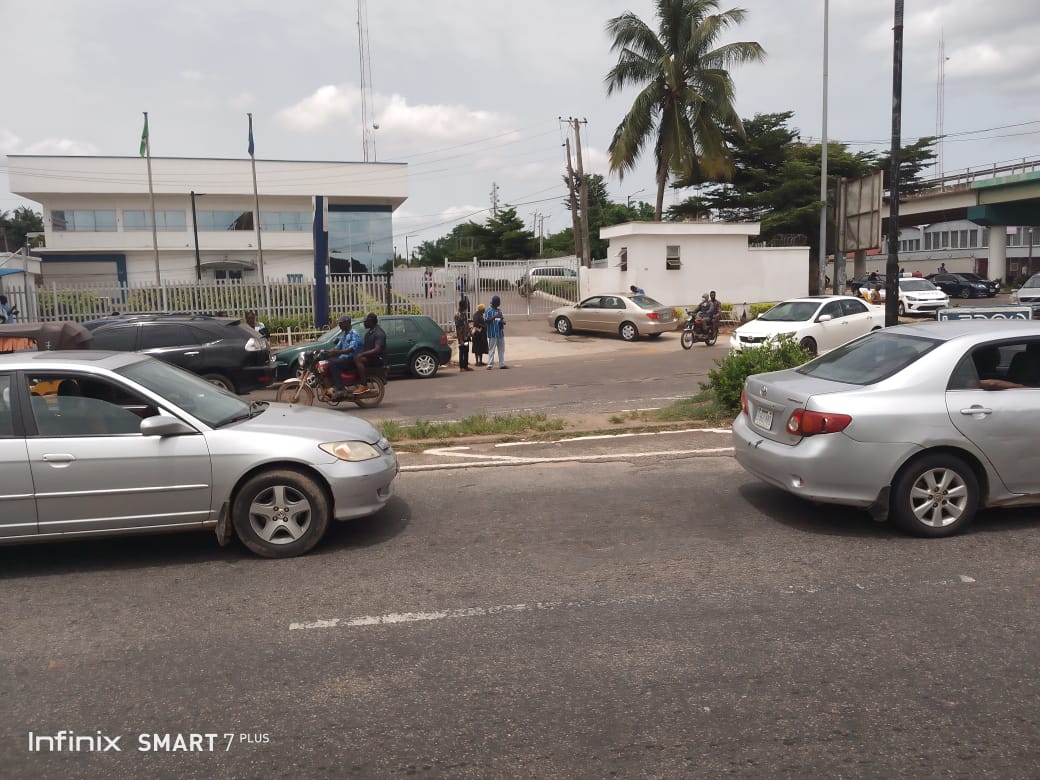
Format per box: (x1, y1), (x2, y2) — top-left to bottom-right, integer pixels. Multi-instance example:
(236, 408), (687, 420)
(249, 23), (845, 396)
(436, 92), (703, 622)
(379, 412), (566, 442)
(646, 390), (734, 426)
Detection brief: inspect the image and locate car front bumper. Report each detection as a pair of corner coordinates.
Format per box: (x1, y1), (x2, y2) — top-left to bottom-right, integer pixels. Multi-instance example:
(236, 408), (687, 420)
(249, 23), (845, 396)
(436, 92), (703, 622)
(732, 412), (919, 511)
(903, 298), (948, 314)
(321, 447), (399, 522)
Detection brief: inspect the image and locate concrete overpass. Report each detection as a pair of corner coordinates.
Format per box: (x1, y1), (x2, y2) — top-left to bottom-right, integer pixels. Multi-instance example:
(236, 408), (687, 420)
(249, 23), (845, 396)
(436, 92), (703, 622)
(888, 158), (1040, 282)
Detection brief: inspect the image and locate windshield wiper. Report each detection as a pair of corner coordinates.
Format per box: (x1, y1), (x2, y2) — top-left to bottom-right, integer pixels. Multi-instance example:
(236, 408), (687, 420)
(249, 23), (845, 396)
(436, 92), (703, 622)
(216, 401), (268, 427)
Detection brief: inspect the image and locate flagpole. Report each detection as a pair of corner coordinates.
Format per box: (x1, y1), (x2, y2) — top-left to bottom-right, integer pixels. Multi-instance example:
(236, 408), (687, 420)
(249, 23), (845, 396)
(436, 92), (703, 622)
(248, 113), (266, 285)
(142, 111), (160, 284)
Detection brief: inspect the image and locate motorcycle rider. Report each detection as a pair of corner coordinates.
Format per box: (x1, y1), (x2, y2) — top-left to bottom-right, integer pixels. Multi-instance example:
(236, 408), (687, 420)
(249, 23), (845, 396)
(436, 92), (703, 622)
(353, 312), (386, 390)
(706, 290), (722, 333)
(326, 314), (363, 400)
(692, 293), (712, 333)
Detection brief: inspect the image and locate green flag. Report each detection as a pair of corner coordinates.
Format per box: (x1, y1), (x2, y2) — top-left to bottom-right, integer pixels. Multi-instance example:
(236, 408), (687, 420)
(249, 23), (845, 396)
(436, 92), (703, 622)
(139, 114), (149, 157)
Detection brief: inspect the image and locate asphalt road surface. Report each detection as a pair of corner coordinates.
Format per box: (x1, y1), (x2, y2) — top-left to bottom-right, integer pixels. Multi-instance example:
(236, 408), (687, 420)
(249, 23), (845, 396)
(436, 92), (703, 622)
(3, 426), (1039, 778)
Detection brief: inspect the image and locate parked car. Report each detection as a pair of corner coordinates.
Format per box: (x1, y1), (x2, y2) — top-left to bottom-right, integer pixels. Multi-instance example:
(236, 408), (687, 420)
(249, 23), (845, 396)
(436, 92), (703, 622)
(895, 277), (950, 316)
(86, 314), (274, 394)
(273, 314), (451, 381)
(847, 273), (886, 294)
(730, 295), (885, 357)
(1010, 273), (1040, 310)
(733, 320), (1040, 537)
(0, 350), (398, 557)
(926, 272), (997, 298)
(518, 266), (579, 295)
(548, 293), (677, 341)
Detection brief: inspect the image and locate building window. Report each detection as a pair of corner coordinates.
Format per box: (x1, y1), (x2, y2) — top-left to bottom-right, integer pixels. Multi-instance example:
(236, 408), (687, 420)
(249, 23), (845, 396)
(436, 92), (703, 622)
(969, 230), (978, 248)
(981, 228), (989, 246)
(287, 273), (304, 283)
(328, 206), (392, 274)
(959, 230), (969, 248)
(214, 269), (243, 281)
(939, 231), (949, 248)
(618, 247), (627, 271)
(123, 210), (187, 231)
(51, 210), (117, 232)
(260, 211), (309, 232)
(666, 245), (681, 270)
(198, 210), (254, 231)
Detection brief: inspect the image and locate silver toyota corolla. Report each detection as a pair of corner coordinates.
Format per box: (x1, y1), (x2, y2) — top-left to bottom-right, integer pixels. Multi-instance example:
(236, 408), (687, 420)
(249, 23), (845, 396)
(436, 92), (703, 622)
(0, 351), (398, 557)
(733, 320), (1040, 537)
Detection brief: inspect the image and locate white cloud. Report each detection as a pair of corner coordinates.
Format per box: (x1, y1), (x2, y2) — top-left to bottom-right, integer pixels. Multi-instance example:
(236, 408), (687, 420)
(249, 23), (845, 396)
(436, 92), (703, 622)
(22, 138), (99, 155)
(0, 129), (20, 155)
(375, 94), (513, 142)
(276, 85), (361, 131)
(230, 91), (256, 110)
(180, 69), (206, 82)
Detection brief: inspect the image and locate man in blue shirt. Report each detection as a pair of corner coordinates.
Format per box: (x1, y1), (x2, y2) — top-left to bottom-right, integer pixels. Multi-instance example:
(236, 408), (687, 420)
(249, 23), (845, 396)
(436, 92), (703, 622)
(484, 295), (508, 369)
(326, 314), (363, 398)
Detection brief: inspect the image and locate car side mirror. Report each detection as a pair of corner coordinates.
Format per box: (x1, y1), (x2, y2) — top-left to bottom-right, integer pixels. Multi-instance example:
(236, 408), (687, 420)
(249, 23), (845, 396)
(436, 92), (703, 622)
(817, 314), (833, 323)
(140, 415), (197, 437)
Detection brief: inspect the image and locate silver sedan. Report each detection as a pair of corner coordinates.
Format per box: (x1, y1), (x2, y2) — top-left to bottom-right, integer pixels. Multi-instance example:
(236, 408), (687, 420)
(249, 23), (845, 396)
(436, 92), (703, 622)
(548, 293), (677, 341)
(733, 320), (1040, 537)
(0, 351), (398, 557)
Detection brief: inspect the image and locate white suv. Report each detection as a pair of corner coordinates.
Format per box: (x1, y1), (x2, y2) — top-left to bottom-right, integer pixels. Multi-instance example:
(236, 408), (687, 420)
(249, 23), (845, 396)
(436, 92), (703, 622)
(517, 266), (578, 295)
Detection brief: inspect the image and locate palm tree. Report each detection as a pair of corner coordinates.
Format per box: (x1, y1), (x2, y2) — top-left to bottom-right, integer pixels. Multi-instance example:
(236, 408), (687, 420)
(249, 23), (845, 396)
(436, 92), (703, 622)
(605, 0), (765, 220)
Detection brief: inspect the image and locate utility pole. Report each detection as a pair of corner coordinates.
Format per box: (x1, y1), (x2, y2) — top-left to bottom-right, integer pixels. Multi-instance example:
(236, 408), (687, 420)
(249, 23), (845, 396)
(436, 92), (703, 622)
(563, 136), (584, 263)
(885, 0), (904, 327)
(489, 182), (499, 217)
(571, 118), (592, 268)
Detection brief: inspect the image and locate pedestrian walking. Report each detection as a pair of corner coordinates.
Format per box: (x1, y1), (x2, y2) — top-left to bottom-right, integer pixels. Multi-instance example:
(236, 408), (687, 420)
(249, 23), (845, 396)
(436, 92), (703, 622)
(454, 300), (473, 371)
(423, 267), (434, 298)
(471, 303), (488, 366)
(484, 295), (507, 369)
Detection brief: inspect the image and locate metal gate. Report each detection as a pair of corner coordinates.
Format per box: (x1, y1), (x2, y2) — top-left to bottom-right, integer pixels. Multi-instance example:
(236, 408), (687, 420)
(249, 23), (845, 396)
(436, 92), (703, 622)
(446, 257), (579, 318)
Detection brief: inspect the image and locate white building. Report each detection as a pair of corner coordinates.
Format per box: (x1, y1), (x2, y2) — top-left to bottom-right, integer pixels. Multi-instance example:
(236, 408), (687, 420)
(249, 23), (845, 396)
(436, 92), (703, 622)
(6, 155), (407, 285)
(592, 221), (809, 313)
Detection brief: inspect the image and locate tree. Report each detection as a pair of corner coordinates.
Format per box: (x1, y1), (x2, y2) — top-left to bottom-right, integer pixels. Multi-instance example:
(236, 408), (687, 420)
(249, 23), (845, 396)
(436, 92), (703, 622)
(413, 206), (535, 264)
(604, 0), (765, 219)
(0, 207), (44, 252)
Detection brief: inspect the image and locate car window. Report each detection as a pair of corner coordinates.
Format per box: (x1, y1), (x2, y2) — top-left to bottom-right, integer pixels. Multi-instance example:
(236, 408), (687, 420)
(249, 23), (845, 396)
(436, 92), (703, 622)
(840, 299), (869, 316)
(139, 324), (198, 349)
(398, 320), (417, 339)
(26, 373), (156, 436)
(0, 375), (13, 437)
(579, 297), (603, 308)
(796, 332), (940, 385)
(819, 301), (843, 319)
(117, 358), (246, 427)
(92, 325), (138, 351)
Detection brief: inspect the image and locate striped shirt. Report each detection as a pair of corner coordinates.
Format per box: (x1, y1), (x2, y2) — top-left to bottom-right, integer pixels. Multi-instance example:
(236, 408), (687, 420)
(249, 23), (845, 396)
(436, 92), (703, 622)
(484, 306), (505, 338)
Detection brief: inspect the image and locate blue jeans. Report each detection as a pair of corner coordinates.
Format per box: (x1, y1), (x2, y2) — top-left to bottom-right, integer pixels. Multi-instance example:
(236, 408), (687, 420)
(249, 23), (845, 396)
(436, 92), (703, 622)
(487, 336), (505, 367)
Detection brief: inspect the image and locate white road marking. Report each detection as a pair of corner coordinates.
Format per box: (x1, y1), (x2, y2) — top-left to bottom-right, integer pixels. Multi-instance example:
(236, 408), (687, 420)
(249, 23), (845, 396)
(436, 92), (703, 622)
(400, 446), (735, 471)
(289, 575), (980, 632)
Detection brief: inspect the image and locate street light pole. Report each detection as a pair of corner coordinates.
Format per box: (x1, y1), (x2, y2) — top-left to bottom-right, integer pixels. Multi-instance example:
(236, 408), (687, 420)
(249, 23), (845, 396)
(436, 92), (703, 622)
(190, 191), (202, 281)
(405, 234), (419, 265)
(626, 189), (645, 208)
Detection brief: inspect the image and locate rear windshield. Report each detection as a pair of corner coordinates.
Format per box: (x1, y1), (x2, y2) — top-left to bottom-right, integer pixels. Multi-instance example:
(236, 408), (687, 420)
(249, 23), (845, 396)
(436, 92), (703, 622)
(795, 331), (940, 385)
(759, 301), (819, 322)
(629, 295), (664, 308)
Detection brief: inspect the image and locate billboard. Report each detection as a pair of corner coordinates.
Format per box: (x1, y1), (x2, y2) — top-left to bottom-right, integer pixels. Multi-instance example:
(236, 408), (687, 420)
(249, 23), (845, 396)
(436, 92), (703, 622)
(838, 171), (884, 252)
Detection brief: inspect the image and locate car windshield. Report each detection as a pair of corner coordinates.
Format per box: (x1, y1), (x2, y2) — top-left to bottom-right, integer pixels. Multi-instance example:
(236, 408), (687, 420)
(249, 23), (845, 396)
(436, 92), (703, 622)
(758, 301), (820, 322)
(1021, 274), (1040, 289)
(959, 273), (982, 281)
(117, 357), (251, 427)
(900, 279), (938, 292)
(628, 295), (664, 308)
(796, 331), (940, 385)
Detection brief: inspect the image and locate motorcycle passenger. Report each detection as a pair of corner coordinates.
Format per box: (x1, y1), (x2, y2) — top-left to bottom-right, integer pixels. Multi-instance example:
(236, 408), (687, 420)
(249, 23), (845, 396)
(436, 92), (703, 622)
(353, 312), (386, 389)
(326, 314), (363, 400)
(707, 290), (722, 332)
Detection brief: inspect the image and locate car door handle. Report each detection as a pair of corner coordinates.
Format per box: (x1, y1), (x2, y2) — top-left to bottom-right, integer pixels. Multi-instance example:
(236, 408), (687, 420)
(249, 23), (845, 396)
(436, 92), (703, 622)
(184, 351), (200, 357)
(960, 406), (992, 416)
(42, 453), (75, 463)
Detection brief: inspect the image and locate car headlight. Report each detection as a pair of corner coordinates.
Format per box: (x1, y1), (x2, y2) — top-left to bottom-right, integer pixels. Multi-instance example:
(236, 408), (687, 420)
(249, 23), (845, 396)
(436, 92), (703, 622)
(320, 441), (381, 461)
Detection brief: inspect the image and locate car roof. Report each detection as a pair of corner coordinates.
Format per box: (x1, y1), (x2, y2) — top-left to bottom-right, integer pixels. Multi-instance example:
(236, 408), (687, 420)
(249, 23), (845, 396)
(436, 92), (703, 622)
(883, 320), (1040, 342)
(0, 350), (148, 370)
(782, 295), (863, 303)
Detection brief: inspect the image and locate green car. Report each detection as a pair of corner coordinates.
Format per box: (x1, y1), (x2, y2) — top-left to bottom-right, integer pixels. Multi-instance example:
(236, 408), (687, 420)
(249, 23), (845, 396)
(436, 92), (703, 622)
(273, 315), (451, 381)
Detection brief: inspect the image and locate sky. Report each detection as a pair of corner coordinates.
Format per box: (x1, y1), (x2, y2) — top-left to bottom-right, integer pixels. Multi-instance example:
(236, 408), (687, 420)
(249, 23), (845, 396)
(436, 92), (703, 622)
(2, 0), (1039, 252)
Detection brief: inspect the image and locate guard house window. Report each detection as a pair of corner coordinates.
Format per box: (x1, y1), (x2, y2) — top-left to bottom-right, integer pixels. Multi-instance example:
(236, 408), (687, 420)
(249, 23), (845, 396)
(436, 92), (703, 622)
(198, 211), (254, 231)
(618, 247), (627, 271)
(51, 210), (117, 232)
(666, 245), (681, 270)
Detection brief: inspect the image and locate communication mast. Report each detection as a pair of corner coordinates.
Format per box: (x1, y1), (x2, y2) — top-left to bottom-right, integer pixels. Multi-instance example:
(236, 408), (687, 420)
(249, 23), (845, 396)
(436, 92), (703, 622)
(935, 32), (948, 181)
(357, 0), (377, 162)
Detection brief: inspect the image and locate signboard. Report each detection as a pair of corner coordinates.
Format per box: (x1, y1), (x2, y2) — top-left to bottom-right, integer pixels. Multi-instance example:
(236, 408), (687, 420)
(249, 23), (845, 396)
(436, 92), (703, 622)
(838, 171), (884, 252)
(937, 306), (1033, 321)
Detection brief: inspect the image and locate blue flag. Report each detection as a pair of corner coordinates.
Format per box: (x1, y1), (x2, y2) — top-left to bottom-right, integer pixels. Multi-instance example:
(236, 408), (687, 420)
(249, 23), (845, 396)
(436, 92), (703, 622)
(247, 114), (255, 157)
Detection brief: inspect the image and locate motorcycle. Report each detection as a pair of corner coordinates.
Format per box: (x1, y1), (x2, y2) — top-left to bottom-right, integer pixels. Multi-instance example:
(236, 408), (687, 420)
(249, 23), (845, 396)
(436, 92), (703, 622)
(275, 349), (386, 408)
(680, 310), (719, 349)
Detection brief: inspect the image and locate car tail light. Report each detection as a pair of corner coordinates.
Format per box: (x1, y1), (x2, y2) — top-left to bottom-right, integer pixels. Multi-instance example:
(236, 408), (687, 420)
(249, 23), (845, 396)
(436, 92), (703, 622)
(740, 388), (748, 415)
(439, 333), (448, 346)
(645, 311), (660, 320)
(786, 409), (852, 436)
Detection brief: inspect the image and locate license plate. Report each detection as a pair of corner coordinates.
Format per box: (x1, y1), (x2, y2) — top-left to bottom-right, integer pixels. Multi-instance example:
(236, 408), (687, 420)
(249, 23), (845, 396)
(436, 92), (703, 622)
(753, 407), (773, 430)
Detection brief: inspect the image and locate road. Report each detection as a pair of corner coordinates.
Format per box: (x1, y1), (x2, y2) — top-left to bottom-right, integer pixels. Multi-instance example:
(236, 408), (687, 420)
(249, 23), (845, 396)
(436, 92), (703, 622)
(3, 425), (1040, 777)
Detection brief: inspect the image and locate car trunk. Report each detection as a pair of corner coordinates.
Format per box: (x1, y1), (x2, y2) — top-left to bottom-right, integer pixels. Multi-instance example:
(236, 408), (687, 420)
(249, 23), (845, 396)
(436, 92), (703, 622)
(742, 370), (855, 446)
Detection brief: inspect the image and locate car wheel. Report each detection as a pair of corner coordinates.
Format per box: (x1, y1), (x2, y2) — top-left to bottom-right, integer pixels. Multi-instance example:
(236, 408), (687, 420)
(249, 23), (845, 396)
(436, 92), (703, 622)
(202, 373), (236, 393)
(555, 317), (573, 336)
(680, 330), (694, 350)
(232, 469), (330, 558)
(275, 380), (315, 406)
(897, 301), (906, 317)
(409, 350), (439, 378)
(891, 454), (979, 538)
(959, 288), (971, 299)
(619, 322), (639, 342)
(799, 336), (818, 356)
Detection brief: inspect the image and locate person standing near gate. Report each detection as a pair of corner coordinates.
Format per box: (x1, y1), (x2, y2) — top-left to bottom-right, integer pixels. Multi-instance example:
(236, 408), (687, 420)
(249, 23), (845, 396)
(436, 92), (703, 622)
(454, 300), (473, 372)
(423, 267), (434, 298)
(484, 295), (507, 369)
(471, 303), (488, 366)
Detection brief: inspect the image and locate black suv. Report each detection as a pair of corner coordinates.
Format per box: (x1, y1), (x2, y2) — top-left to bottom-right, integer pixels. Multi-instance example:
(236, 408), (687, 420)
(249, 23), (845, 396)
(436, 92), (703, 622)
(87, 314), (274, 393)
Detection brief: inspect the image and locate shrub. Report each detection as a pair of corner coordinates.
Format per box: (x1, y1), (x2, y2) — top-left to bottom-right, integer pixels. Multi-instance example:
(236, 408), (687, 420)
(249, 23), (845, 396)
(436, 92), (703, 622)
(748, 302), (777, 320)
(536, 279), (577, 298)
(704, 334), (814, 413)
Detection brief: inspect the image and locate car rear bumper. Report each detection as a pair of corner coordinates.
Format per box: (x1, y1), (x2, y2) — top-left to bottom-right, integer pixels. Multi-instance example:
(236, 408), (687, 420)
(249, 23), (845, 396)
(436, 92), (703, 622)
(732, 412), (916, 510)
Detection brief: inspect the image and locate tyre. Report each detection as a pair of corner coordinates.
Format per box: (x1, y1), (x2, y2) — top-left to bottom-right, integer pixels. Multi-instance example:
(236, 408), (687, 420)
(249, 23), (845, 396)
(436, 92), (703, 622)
(555, 317), (573, 336)
(353, 377), (386, 408)
(275, 380), (315, 405)
(799, 336), (818, 357)
(681, 330), (694, 350)
(202, 373), (236, 393)
(409, 350), (439, 378)
(232, 469), (330, 558)
(897, 301), (906, 317)
(891, 454), (979, 538)
(959, 287), (971, 299)
(705, 328), (719, 347)
(619, 322), (639, 342)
